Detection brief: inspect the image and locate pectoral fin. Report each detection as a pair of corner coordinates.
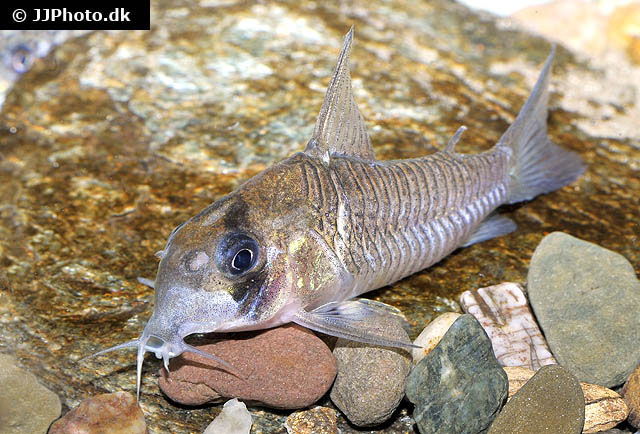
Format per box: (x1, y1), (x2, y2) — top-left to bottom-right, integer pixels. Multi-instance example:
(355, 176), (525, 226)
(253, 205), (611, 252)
(293, 299), (418, 349)
(305, 28), (376, 161)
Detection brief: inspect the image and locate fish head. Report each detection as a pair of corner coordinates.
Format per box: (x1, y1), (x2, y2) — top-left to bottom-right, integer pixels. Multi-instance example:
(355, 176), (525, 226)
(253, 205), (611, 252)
(88, 156), (348, 399)
(145, 196), (290, 343)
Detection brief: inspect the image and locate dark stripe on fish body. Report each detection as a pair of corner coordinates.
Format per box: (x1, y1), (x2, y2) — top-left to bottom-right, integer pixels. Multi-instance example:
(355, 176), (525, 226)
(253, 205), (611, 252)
(355, 163), (383, 279)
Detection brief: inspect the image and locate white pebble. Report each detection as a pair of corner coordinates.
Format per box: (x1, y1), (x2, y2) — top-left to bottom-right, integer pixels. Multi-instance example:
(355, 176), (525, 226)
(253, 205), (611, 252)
(203, 398), (252, 434)
(412, 312), (461, 364)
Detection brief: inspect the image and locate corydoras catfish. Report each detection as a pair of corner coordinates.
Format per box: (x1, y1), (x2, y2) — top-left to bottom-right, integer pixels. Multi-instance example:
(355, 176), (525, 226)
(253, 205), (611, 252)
(87, 29), (585, 398)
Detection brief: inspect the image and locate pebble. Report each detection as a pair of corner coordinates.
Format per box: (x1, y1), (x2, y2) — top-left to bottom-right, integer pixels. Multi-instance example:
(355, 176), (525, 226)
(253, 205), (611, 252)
(622, 362), (640, 428)
(48, 392), (146, 434)
(528, 232), (640, 387)
(504, 366), (629, 433)
(488, 364), (584, 434)
(284, 406), (338, 434)
(405, 314), (508, 434)
(411, 312), (461, 365)
(0, 353), (61, 434)
(159, 324), (337, 409)
(329, 314), (411, 427)
(460, 282), (556, 370)
(203, 398), (252, 434)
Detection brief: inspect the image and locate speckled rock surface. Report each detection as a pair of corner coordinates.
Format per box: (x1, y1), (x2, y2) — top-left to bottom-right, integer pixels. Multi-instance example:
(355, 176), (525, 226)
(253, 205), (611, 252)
(528, 232), (640, 387)
(488, 364), (584, 434)
(329, 316), (411, 427)
(504, 366), (629, 433)
(48, 392), (146, 434)
(406, 314), (508, 434)
(159, 324), (336, 409)
(285, 406), (338, 434)
(0, 354), (61, 434)
(0, 0), (638, 433)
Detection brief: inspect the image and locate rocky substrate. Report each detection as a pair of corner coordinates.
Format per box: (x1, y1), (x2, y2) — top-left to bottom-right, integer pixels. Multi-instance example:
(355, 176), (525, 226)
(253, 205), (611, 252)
(31, 231), (640, 434)
(1, 0), (639, 431)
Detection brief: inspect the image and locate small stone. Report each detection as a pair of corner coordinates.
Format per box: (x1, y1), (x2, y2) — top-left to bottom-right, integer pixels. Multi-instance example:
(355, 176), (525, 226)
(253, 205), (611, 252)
(411, 312), (461, 365)
(406, 314), (508, 434)
(528, 232), (640, 387)
(504, 366), (629, 433)
(203, 398), (252, 434)
(581, 382), (629, 433)
(622, 362), (640, 428)
(48, 392), (146, 434)
(488, 364), (584, 434)
(460, 282), (556, 370)
(159, 324), (337, 409)
(0, 354), (61, 434)
(284, 406), (338, 434)
(330, 315), (411, 427)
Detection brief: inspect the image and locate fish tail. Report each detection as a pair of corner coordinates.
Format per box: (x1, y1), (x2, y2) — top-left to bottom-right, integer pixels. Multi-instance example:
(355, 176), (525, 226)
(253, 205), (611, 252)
(499, 46), (586, 204)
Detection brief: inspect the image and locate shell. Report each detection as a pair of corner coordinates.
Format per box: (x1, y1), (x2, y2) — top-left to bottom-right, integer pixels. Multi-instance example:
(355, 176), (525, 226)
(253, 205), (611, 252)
(459, 282), (555, 370)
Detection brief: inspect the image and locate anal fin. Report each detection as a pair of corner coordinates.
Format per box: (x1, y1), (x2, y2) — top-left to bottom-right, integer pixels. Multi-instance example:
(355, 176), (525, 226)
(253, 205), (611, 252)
(293, 299), (418, 349)
(462, 214), (517, 247)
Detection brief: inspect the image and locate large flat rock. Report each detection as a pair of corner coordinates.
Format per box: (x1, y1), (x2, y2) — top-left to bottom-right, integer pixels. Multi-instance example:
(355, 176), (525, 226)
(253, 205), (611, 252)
(0, 0), (637, 432)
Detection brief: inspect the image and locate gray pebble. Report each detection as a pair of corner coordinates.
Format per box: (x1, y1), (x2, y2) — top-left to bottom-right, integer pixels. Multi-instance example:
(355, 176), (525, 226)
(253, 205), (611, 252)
(406, 314), (508, 434)
(528, 232), (640, 387)
(0, 353), (61, 434)
(330, 315), (411, 427)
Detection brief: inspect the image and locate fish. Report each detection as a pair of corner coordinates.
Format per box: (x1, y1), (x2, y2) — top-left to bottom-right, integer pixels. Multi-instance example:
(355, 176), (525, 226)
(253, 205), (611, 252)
(0, 30), (90, 108)
(85, 28), (585, 398)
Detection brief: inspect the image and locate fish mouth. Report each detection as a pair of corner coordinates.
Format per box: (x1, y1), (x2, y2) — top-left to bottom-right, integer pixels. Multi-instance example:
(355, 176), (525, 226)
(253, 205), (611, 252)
(81, 323), (237, 400)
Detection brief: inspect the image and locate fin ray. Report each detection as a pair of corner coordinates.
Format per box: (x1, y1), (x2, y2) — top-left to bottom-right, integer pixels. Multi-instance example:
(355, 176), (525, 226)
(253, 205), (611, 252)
(293, 299), (417, 349)
(305, 28), (375, 161)
(446, 126), (467, 152)
(498, 46), (586, 203)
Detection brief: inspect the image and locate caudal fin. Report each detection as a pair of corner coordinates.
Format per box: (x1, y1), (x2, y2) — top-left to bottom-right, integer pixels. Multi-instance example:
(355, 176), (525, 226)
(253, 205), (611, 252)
(499, 47), (586, 204)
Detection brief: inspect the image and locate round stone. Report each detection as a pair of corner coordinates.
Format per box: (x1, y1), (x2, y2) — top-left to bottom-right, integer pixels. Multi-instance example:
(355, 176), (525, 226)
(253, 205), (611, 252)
(528, 232), (640, 387)
(488, 364), (584, 434)
(158, 324), (337, 409)
(0, 354), (61, 434)
(329, 315), (411, 427)
(48, 392), (146, 434)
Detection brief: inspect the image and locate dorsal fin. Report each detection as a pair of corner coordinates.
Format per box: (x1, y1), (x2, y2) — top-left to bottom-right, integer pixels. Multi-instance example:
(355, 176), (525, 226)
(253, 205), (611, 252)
(305, 28), (376, 161)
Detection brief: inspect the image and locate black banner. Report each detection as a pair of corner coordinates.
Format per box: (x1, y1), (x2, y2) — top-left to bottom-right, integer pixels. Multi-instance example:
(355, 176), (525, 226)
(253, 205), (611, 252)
(0, 2), (150, 30)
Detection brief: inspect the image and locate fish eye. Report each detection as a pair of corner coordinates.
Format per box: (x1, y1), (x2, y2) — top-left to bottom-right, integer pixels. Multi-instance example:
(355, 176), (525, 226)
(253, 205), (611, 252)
(217, 233), (259, 276)
(11, 45), (34, 74)
(232, 249), (253, 271)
